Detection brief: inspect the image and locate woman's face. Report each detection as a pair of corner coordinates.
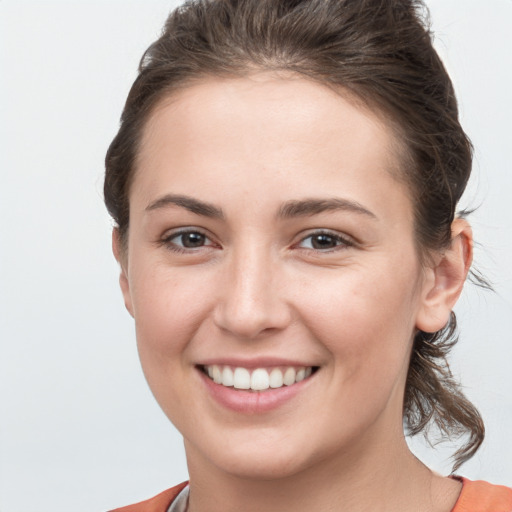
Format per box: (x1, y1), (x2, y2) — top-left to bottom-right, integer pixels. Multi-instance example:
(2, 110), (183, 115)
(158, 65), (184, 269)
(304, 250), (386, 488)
(118, 74), (436, 479)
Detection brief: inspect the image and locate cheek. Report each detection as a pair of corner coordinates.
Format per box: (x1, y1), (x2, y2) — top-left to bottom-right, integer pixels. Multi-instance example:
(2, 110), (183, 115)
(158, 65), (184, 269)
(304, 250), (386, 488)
(297, 262), (421, 384)
(130, 261), (214, 374)
(130, 265), (215, 424)
(294, 271), (421, 440)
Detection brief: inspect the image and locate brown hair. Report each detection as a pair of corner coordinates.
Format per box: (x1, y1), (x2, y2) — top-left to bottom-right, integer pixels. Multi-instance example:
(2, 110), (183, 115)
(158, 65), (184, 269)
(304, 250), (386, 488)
(105, 0), (484, 471)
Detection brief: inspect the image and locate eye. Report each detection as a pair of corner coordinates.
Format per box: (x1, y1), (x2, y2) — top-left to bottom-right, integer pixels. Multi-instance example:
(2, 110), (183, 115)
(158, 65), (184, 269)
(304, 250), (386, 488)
(297, 231), (352, 251)
(162, 229), (215, 252)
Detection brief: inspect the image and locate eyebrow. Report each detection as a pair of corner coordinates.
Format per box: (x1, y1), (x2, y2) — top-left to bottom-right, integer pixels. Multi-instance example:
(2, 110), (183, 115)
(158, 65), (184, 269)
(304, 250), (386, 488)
(145, 194), (224, 219)
(278, 198), (377, 219)
(145, 194), (376, 221)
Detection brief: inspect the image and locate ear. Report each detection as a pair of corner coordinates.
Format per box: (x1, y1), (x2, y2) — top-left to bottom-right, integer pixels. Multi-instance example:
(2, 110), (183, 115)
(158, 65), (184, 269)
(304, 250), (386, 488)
(112, 228), (134, 318)
(415, 218), (473, 333)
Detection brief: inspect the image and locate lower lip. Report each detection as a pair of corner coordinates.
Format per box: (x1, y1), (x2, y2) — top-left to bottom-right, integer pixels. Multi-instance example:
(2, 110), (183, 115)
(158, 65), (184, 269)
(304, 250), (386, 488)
(198, 369), (314, 414)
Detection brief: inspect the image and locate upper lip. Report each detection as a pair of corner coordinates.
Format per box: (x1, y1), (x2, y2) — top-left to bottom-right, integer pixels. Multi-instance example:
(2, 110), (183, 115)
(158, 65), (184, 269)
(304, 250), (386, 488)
(196, 357), (319, 369)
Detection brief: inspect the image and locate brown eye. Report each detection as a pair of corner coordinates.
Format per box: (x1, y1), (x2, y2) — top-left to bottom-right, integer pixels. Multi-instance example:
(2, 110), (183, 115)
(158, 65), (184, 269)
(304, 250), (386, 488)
(311, 234), (338, 249)
(178, 232), (206, 248)
(163, 229), (215, 252)
(298, 231), (352, 251)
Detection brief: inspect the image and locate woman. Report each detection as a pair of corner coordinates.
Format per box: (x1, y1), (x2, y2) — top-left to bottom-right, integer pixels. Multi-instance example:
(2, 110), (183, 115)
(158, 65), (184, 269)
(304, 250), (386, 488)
(104, 0), (512, 510)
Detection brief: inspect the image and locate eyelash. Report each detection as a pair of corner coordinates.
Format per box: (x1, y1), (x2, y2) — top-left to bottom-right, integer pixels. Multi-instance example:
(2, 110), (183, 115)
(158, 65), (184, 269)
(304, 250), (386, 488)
(160, 228), (353, 254)
(295, 230), (354, 252)
(160, 228), (216, 254)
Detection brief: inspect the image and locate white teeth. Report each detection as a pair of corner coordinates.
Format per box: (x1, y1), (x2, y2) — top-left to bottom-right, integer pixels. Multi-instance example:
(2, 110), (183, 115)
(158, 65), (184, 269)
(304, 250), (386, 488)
(222, 366), (234, 387)
(269, 368), (284, 388)
(251, 369), (270, 391)
(283, 367), (296, 386)
(205, 365), (314, 391)
(212, 365), (222, 384)
(233, 367), (251, 389)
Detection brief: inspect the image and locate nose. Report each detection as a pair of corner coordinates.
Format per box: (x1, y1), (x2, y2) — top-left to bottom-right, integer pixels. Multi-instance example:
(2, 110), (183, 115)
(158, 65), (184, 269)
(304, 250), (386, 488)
(212, 246), (292, 340)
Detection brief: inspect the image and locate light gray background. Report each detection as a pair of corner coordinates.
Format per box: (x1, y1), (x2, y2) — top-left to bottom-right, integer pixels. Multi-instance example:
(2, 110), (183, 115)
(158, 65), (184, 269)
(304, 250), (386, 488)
(0, 1), (511, 511)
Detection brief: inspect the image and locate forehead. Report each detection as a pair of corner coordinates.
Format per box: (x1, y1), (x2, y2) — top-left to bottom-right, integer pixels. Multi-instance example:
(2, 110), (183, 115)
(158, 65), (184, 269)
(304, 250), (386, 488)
(133, 73), (411, 220)
(140, 73), (400, 158)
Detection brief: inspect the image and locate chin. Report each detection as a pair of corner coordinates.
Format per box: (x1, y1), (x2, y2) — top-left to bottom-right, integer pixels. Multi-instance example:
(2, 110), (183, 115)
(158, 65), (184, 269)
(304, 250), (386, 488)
(185, 427), (335, 482)
(212, 449), (314, 481)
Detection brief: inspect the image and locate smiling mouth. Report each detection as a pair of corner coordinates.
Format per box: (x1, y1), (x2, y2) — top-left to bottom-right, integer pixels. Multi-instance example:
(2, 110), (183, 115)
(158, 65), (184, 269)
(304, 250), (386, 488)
(200, 365), (318, 391)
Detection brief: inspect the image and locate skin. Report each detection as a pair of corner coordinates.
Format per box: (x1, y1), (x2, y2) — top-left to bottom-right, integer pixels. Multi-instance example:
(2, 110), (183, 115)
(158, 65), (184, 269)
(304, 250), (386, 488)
(114, 74), (472, 512)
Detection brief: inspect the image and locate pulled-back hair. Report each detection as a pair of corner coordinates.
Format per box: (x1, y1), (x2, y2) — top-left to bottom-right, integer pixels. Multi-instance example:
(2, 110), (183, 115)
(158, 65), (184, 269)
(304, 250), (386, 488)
(105, 0), (484, 471)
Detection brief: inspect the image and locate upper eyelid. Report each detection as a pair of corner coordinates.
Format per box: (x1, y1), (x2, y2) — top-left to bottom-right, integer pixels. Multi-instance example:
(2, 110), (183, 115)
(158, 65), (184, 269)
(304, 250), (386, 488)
(159, 227), (217, 250)
(162, 226), (211, 239)
(296, 229), (354, 244)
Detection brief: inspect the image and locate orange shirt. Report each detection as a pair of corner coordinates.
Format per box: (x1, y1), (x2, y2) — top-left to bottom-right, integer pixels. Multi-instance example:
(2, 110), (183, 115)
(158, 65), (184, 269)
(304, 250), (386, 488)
(110, 478), (512, 512)
(452, 478), (512, 512)
(109, 482), (187, 512)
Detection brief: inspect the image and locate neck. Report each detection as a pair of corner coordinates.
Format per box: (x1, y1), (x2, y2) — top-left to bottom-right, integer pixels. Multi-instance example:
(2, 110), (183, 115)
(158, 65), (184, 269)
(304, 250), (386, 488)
(185, 433), (459, 512)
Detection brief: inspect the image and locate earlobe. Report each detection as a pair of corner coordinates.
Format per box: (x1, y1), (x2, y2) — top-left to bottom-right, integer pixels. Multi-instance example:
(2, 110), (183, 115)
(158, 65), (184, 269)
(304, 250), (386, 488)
(112, 228), (134, 318)
(415, 219), (473, 333)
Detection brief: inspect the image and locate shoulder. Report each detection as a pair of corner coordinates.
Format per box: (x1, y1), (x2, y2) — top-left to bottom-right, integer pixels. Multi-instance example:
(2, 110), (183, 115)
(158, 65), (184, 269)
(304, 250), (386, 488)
(109, 481), (189, 512)
(453, 477), (512, 512)
(107, 478), (512, 512)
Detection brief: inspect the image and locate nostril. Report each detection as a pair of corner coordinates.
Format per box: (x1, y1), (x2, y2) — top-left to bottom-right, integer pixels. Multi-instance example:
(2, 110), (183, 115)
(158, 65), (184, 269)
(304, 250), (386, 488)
(212, 299), (292, 339)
